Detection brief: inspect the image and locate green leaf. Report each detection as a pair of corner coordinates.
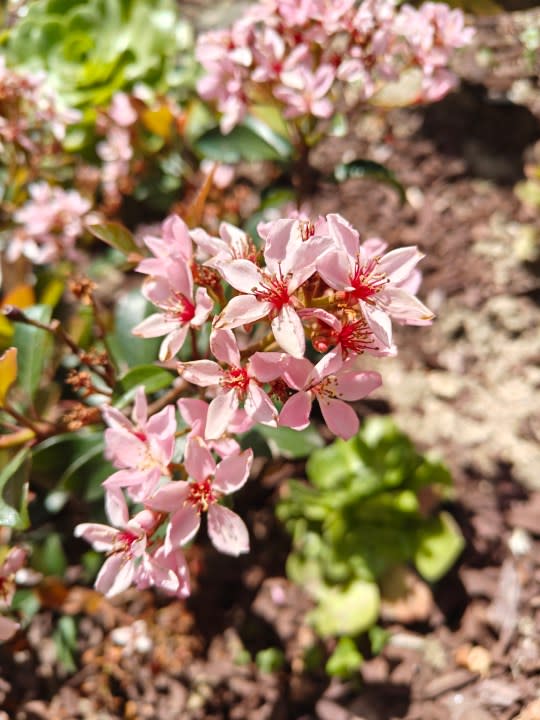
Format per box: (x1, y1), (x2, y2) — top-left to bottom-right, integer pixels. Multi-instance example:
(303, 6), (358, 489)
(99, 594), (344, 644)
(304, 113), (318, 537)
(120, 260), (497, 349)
(325, 637), (363, 679)
(32, 533), (67, 577)
(309, 580), (380, 637)
(12, 304), (53, 401)
(108, 289), (160, 370)
(87, 222), (139, 255)
(414, 511), (464, 582)
(53, 615), (78, 673)
(58, 439), (111, 501)
(255, 647), (286, 673)
(255, 425), (324, 459)
(0, 448), (30, 529)
(195, 121), (292, 163)
(333, 160), (406, 204)
(117, 365), (174, 395)
(32, 431), (103, 476)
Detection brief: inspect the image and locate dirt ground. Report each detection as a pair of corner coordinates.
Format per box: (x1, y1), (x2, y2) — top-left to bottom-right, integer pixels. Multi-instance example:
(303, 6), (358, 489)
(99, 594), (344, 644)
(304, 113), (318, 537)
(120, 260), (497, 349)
(1, 7), (540, 720)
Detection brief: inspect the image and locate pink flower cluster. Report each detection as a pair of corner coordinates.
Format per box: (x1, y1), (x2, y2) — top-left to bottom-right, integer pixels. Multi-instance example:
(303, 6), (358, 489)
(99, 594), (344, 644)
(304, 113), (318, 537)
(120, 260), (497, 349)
(76, 210), (433, 598)
(196, 0), (473, 133)
(8, 182), (92, 264)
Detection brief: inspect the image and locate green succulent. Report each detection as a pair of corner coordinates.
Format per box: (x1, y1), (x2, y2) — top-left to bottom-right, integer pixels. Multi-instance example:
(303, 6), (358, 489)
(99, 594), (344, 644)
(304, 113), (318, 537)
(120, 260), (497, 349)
(2, 0), (196, 118)
(277, 417), (464, 644)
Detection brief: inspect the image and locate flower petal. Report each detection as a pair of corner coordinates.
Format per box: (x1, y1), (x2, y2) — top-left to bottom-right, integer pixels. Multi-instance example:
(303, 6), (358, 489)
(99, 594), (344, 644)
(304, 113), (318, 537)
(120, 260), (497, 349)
(178, 360), (222, 387)
(216, 294), (270, 329)
(206, 389), (239, 440)
(185, 436), (216, 481)
(207, 504), (249, 556)
(168, 506), (201, 550)
(279, 391), (312, 430)
(219, 259), (262, 293)
(245, 382), (277, 425)
(214, 448), (253, 494)
(271, 305), (305, 358)
(318, 397), (359, 440)
(210, 328), (241, 366)
(95, 554), (135, 597)
(334, 369), (382, 401)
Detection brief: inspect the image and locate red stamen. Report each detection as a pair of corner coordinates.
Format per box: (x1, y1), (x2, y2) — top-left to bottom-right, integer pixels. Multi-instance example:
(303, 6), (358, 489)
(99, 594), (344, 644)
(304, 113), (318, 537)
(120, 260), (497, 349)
(187, 479), (217, 513)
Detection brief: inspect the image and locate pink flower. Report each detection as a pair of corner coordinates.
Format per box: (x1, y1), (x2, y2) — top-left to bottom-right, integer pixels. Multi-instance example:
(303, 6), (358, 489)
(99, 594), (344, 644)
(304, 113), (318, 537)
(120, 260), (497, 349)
(316, 213), (434, 347)
(178, 397), (253, 457)
(102, 387), (176, 501)
(274, 64), (336, 119)
(178, 328), (278, 440)
(108, 92), (138, 127)
(191, 221), (256, 268)
(147, 437), (253, 557)
(279, 352), (382, 439)
(216, 219), (328, 357)
(132, 263), (213, 361)
(136, 215), (193, 278)
(74, 490), (152, 597)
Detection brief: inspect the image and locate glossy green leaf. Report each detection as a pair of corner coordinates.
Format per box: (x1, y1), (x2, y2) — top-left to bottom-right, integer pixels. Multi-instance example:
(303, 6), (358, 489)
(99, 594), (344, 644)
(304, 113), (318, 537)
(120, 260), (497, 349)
(32, 533), (67, 577)
(117, 365), (174, 396)
(255, 648), (286, 673)
(107, 289), (160, 371)
(333, 159), (406, 204)
(12, 304), (53, 402)
(0, 447), (30, 529)
(255, 425), (324, 459)
(310, 580), (380, 637)
(195, 121), (292, 163)
(414, 511), (465, 582)
(87, 222), (139, 255)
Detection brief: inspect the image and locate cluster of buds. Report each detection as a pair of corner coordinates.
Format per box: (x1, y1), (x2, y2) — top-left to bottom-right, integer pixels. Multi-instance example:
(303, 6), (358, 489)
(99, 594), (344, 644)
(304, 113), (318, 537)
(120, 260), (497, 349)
(76, 211), (433, 598)
(196, 0), (474, 133)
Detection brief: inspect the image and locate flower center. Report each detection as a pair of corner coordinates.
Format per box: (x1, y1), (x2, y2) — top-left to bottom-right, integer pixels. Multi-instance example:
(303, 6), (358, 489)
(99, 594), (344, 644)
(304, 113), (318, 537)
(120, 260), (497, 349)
(311, 375), (338, 399)
(115, 530), (140, 557)
(337, 318), (375, 357)
(187, 479), (217, 513)
(221, 366), (250, 397)
(349, 257), (387, 302)
(169, 292), (195, 323)
(253, 273), (290, 311)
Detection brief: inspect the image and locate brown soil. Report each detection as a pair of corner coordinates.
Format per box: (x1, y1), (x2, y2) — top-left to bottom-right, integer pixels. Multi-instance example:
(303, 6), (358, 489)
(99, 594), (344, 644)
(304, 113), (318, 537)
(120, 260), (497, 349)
(2, 9), (540, 720)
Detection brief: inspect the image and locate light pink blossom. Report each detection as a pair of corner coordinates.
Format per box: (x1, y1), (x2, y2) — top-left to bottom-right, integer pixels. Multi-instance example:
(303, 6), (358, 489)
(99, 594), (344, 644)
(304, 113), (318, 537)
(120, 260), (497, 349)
(147, 437), (253, 557)
(279, 352), (382, 439)
(133, 263), (213, 361)
(178, 397), (253, 457)
(102, 387), (176, 501)
(316, 213), (433, 347)
(215, 219), (328, 357)
(178, 328), (278, 440)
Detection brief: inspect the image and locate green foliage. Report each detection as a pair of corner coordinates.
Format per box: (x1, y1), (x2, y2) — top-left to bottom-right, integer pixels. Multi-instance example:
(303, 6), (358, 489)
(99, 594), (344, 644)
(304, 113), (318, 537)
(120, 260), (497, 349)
(0, 447), (31, 529)
(255, 647), (286, 673)
(333, 160), (406, 204)
(12, 304), (54, 403)
(3, 0), (195, 117)
(326, 637), (364, 679)
(194, 116), (293, 164)
(277, 418), (464, 644)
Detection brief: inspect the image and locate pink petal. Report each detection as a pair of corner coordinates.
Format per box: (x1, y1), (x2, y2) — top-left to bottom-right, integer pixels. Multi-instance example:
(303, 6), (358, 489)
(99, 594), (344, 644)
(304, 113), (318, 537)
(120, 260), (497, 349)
(263, 219), (301, 275)
(326, 213), (359, 258)
(95, 554), (135, 597)
(178, 398), (208, 429)
(378, 288), (434, 325)
(146, 481), (190, 512)
(167, 505), (201, 550)
(317, 250), (351, 291)
(167, 262), (193, 300)
(178, 360), (222, 387)
(146, 404), (176, 439)
(210, 328), (241, 366)
(105, 487), (129, 526)
(271, 305), (305, 358)
(282, 357), (313, 390)
(74, 523), (118, 552)
(132, 387), (148, 427)
(378, 246), (423, 284)
(214, 448), (253, 494)
(245, 382), (277, 425)
(216, 294), (270, 329)
(207, 504), (249, 556)
(249, 351), (290, 382)
(185, 436), (216, 482)
(159, 325), (190, 361)
(192, 287), (214, 326)
(288, 236), (331, 291)
(104, 428), (145, 468)
(364, 305), (393, 348)
(132, 313), (180, 338)
(219, 259), (262, 293)
(334, 369), (382, 401)
(0, 616), (19, 642)
(318, 397), (359, 440)
(279, 391), (312, 430)
(102, 404), (132, 431)
(206, 389), (239, 440)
